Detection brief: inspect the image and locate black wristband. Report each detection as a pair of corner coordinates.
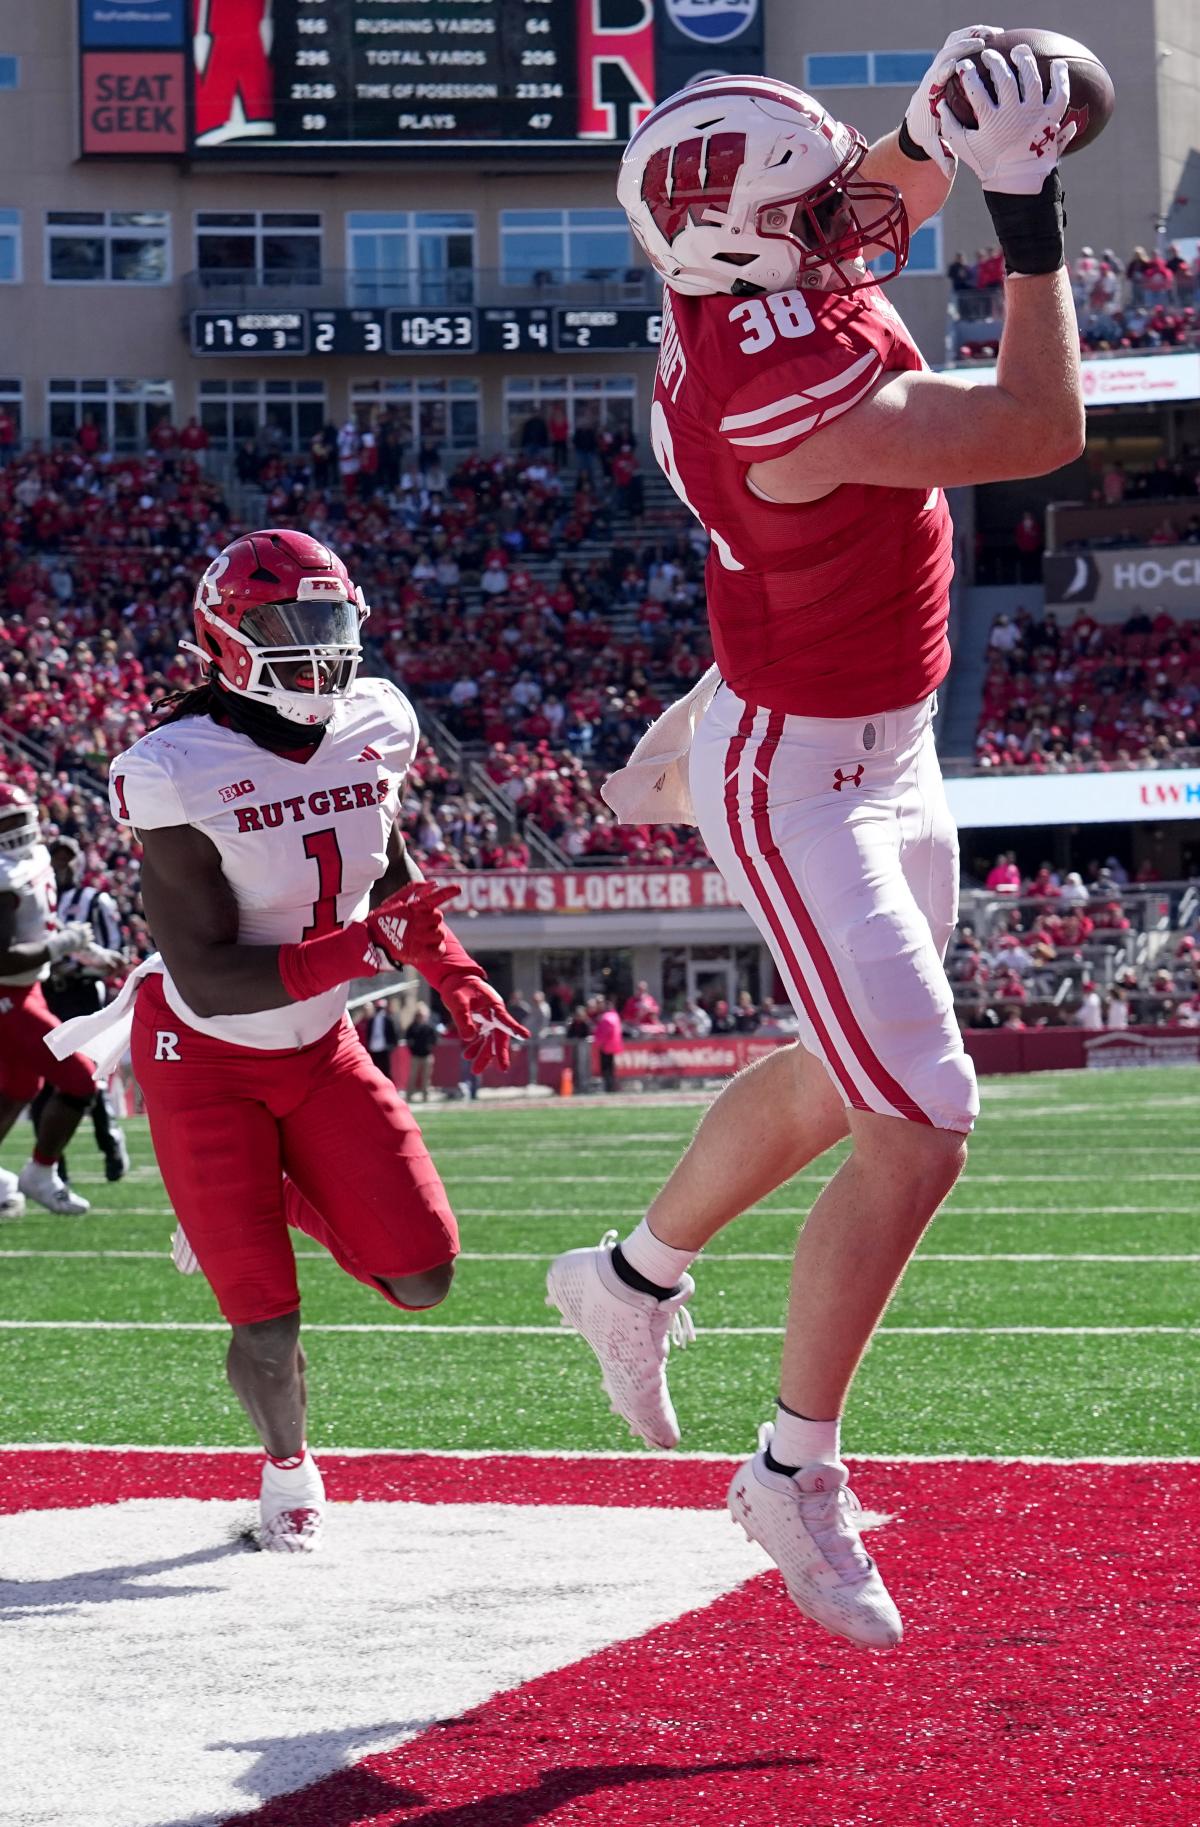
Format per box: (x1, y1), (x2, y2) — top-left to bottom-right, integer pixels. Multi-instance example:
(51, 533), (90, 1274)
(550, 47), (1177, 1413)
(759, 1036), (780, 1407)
(984, 170), (1067, 276)
(897, 118), (931, 162)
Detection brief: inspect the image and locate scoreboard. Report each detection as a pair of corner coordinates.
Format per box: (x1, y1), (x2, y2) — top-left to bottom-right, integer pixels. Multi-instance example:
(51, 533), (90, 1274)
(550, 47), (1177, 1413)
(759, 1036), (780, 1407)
(78, 0), (765, 160)
(190, 303), (663, 356)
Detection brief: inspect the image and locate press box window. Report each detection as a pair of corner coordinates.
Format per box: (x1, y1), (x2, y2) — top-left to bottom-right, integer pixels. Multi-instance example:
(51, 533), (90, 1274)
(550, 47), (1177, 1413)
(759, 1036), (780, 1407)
(46, 211), (170, 284)
(0, 210), (20, 284)
(195, 212), (322, 283)
(804, 52), (933, 88)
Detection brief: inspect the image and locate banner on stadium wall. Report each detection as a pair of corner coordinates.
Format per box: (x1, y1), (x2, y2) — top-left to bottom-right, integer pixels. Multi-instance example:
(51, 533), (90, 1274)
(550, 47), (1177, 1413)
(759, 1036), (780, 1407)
(443, 869), (740, 916)
(944, 767), (1200, 828)
(1082, 1031), (1200, 1069)
(1043, 545), (1200, 610)
(960, 351), (1200, 408)
(598, 1036), (787, 1078)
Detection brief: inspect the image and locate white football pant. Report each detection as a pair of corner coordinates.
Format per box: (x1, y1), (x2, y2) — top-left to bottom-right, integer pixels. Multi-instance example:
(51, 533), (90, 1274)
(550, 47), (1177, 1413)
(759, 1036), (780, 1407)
(690, 684), (978, 1134)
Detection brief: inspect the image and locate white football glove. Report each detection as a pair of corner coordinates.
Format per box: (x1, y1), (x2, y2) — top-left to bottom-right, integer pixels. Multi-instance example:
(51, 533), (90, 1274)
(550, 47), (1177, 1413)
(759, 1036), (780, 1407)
(44, 922), (95, 964)
(904, 24), (1003, 174)
(937, 45), (1077, 194)
(78, 943), (125, 974)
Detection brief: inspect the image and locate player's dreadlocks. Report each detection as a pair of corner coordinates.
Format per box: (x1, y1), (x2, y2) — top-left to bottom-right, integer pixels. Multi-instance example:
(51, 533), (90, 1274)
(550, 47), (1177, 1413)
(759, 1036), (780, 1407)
(151, 679), (217, 727)
(151, 667), (323, 752)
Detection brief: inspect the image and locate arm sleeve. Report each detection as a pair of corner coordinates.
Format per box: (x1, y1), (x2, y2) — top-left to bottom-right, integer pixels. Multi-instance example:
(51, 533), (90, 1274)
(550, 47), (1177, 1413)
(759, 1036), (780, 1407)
(109, 743), (187, 832)
(717, 324), (886, 463)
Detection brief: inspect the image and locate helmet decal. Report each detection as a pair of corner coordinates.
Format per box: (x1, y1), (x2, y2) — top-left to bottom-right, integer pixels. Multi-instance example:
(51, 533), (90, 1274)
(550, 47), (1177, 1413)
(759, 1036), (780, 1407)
(641, 130), (748, 244)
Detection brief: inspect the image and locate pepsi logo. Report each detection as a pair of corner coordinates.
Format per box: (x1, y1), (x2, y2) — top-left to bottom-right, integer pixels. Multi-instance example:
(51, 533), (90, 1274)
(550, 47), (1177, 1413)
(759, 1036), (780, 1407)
(665, 0), (759, 47)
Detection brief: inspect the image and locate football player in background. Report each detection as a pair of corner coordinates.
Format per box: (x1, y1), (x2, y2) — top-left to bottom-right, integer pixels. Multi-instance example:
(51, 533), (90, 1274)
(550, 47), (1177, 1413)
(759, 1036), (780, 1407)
(549, 37), (1085, 1647)
(29, 836), (130, 1183)
(79, 531), (526, 1551)
(0, 785), (122, 1217)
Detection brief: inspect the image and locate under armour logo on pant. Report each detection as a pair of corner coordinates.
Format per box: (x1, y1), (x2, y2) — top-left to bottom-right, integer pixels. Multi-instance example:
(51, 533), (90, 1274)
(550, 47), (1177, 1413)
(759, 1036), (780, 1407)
(832, 765), (864, 792)
(154, 1031), (181, 1061)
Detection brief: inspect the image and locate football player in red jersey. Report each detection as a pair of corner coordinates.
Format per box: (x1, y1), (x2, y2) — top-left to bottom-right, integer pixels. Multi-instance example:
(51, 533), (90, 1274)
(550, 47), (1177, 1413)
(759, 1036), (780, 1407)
(0, 784), (123, 1218)
(60, 531), (527, 1551)
(548, 38), (1085, 1647)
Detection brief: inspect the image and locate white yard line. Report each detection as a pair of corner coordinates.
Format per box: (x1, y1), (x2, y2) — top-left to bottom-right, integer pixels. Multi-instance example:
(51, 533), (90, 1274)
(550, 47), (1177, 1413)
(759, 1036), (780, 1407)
(48, 1203), (1192, 1223)
(0, 1248), (1196, 1265)
(4, 1440), (1198, 1466)
(0, 1320), (1194, 1336)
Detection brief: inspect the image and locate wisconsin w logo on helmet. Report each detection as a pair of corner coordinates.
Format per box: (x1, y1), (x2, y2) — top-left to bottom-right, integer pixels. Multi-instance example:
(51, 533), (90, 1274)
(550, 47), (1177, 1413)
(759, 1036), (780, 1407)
(640, 132), (748, 244)
(618, 76), (909, 298)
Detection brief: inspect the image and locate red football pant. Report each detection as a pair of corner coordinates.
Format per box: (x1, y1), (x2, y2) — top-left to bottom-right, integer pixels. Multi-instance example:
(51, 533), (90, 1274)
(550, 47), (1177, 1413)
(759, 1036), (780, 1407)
(132, 974), (458, 1327)
(0, 979), (95, 1104)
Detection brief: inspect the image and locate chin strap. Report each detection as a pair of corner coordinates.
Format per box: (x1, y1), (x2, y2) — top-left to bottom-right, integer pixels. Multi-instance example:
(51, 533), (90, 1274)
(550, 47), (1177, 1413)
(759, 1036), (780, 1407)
(211, 673), (326, 752)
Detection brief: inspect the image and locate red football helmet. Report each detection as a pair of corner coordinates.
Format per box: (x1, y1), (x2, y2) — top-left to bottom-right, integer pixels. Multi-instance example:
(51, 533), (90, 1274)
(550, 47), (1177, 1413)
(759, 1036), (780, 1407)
(0, 783), (40, 857)
(184, 530), (369, 727)
(618, 75), (908, 297)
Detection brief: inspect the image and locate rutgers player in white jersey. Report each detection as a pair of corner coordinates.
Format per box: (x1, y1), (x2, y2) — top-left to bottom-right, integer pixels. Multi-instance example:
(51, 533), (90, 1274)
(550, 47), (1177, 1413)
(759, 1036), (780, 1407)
(0, 784), (123, 1218)
(100, 530), (526, 1551)
(548, 40), (1086, 1646)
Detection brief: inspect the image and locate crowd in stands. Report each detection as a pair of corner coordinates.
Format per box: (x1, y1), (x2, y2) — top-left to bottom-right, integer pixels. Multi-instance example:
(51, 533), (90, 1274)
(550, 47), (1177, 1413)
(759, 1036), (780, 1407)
(951, 241), (1200, 361)
(950, 851), (1200, 1030)
(1060, 449), (1200, 550)
(8, 421), (1200, 1049)
(0, 426), (712, 937)
(975, 602), (1200, 771)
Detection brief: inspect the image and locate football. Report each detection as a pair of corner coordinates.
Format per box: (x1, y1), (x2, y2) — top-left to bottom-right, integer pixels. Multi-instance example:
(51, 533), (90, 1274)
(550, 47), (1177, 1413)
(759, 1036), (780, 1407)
(941, 27), (1115, 154)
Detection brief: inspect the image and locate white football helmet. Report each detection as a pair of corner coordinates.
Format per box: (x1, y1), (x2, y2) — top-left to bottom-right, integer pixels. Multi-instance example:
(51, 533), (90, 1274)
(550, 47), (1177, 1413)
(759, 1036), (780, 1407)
(618, 75), (909, 298)
(0, 784), (39, 858)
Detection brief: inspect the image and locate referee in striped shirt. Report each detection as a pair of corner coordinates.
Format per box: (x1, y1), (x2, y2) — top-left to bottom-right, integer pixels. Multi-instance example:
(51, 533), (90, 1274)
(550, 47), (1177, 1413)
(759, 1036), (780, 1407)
(31, 838), (129, 1181)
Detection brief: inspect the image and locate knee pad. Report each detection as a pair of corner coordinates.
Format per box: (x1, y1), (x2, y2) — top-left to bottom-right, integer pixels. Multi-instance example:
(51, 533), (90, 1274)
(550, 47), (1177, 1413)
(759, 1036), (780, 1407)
(376, 1261), (455, 1311)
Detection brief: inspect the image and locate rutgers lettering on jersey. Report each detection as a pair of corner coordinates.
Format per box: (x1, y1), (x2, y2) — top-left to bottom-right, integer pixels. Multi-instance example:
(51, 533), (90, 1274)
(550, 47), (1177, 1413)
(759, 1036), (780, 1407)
(652, 288), (954, 719)
(107, 676), (419, 1052)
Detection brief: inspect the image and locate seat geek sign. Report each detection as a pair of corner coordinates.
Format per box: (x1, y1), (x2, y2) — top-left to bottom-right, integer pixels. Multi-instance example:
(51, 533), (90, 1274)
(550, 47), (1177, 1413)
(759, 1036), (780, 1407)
(77, 1), (186, 155)
(81, 53), (186, 152)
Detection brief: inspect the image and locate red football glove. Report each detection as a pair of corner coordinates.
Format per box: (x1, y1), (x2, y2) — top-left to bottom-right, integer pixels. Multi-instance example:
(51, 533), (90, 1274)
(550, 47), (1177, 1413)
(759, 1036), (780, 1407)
(365, 881), (462, 972)
(439, 972), (530, 1073)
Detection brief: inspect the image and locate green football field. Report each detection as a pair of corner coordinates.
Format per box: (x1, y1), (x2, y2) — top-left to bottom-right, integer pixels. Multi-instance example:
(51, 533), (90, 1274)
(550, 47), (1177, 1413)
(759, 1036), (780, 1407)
(1, 1066), (1196, 1460)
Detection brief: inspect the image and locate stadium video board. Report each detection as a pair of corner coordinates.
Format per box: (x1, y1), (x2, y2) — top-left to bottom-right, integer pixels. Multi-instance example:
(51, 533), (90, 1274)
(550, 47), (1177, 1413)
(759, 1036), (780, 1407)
(78, 0), (765, 160)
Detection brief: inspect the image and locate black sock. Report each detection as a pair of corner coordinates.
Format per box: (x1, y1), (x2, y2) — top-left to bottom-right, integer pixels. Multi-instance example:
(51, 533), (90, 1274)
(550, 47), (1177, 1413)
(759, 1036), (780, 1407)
(610, 1242), (680, 1301)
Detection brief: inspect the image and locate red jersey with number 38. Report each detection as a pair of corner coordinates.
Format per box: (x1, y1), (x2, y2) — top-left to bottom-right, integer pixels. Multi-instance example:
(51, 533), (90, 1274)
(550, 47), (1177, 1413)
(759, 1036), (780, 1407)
(653, 284), (953, 716)
(108, 677), (417, 1051)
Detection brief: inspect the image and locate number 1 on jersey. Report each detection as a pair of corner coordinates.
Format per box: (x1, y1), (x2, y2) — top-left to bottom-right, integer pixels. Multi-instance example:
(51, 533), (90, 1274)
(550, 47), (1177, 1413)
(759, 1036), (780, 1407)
(300, 827), (344, 938)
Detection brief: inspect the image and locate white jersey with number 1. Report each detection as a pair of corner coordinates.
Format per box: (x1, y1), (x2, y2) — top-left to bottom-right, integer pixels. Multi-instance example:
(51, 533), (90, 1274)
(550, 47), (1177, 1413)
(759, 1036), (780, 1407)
(109, 676), (418, 1051)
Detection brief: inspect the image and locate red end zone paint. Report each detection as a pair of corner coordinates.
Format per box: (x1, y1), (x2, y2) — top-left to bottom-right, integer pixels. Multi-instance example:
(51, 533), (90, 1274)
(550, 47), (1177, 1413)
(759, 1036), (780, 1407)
(6, 1451), (1198, 1824)
(0, 1448), (738, 1513)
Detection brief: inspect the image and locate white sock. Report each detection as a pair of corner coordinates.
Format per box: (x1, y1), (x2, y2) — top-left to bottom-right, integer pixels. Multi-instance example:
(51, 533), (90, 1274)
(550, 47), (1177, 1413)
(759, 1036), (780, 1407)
(264, 1446), (313, 1477)
(771, 1404), (841, 1469)
(618, 1217), (696, 1290)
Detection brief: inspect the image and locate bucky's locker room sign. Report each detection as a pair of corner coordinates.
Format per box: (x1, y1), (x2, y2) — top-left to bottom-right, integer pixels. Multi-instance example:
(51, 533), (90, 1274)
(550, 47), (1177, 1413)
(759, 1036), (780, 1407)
(78, 0), (764, 159)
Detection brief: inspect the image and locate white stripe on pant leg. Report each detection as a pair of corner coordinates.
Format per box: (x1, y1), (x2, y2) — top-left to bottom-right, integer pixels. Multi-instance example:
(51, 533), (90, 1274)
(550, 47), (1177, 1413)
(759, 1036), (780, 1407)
(732, 713), (890, 1116)
(694, 697), (877, 1113)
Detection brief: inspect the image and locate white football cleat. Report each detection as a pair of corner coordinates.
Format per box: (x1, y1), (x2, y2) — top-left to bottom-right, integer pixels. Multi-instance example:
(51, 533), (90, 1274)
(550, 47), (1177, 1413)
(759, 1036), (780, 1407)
(259, 1453), (326, 1554)
(17, 1161), (89, 1217)
(170, 1224), (201, 1273)
(728, 1426), (902, 1651)
(545, 1230), (695, 1449)
(0, 1166), (26, 1219)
